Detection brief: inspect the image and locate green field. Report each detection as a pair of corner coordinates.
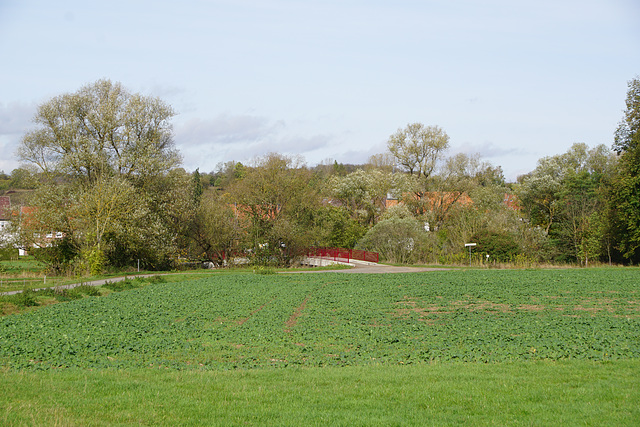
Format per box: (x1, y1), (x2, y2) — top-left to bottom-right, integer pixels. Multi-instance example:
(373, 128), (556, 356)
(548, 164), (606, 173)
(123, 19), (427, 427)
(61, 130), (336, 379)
(1, 269), (639, 425)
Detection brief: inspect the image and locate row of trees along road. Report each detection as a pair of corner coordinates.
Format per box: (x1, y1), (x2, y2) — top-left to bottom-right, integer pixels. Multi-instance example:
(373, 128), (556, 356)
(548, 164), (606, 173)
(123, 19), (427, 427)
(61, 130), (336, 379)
(3, 77), (640, 273)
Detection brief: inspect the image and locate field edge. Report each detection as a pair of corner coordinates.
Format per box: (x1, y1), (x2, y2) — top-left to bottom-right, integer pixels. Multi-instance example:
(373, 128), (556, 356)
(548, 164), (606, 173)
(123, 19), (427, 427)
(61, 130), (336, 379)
(1, 360), (639, 425)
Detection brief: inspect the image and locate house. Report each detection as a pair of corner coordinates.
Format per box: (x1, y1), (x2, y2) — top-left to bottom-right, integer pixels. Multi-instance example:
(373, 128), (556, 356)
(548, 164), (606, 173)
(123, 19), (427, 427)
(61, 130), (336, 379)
(18, 206), (65, 255)
(503, 193), (520, 210)
(0, 196), (13, 244)
(0, 197), (64, 256)
(385, 191), (520, 211)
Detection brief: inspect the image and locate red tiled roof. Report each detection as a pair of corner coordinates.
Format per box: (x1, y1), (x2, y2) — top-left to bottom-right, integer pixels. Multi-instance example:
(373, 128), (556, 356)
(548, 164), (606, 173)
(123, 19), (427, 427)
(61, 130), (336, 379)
(503, 193), (520, 210)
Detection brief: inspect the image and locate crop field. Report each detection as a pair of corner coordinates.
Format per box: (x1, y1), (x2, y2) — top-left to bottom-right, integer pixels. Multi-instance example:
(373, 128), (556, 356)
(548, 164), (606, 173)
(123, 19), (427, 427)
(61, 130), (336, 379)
(1, 268), (639, 425)
(1, 269), (639, 369)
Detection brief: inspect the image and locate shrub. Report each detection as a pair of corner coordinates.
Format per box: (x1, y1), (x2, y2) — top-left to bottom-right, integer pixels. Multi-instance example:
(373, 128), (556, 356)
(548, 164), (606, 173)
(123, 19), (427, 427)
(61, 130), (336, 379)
(7, 289), (38, 307)
(32, 237), (78, 273)
(0, 247), (18, 261)
(148, 275), (166, 284)
(357, 217), (427, 264)
(74, 284), (101, 296)
(508, 253), (538, 268)
(33, 288), (56, 297)
(254, 266), (276, 275)
(314, 207), (367, 249)
(103, 278), (144, 292)
(53, 288), (82, 302)
(88, 249), (106, 276)
(472, 230), (520, 263)
(438, 252), (469, 266)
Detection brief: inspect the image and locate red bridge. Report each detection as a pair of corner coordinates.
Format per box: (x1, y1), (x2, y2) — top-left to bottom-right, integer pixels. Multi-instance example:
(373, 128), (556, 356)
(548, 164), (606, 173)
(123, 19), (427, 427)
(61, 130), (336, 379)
(307, 247), (379, 264)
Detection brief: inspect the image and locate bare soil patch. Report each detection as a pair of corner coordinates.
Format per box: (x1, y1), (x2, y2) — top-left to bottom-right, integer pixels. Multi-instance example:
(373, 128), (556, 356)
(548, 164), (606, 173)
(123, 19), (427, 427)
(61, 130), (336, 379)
(285, 296), (309, 333)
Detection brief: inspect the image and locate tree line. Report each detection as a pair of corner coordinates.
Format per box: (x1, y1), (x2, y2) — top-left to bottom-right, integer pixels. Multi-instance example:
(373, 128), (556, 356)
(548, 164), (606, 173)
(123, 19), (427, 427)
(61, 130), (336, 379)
(1, 77), (639, 273)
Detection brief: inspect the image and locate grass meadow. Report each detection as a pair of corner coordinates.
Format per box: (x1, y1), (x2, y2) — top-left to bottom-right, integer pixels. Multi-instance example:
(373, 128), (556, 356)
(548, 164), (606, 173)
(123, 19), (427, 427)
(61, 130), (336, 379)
(1, 268), (639, 425)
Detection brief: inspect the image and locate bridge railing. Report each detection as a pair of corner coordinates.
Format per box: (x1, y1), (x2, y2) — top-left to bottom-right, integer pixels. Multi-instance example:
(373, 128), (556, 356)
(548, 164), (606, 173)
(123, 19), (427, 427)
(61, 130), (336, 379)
(307, 247), (379, 264)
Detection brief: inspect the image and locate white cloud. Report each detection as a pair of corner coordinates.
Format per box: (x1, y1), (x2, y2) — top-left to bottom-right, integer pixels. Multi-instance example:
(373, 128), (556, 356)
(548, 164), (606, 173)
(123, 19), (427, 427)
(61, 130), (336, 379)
(0, 101), (35, 135)
(176, 114), (342, 170)
(453, 140), (530, 159)
(176, 114), (281, 148)
(0, 136), (21, 173)
(0, 102), (35, 173)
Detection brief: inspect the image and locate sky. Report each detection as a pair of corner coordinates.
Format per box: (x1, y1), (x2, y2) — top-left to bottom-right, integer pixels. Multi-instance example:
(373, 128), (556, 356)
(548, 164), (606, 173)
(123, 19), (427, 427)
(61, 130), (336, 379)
(1, 0), (639, 181)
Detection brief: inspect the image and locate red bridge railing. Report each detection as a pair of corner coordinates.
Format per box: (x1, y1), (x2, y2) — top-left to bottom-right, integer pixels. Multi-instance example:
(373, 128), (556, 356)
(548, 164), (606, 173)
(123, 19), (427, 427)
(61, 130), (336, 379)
(307, 247), (379, 264)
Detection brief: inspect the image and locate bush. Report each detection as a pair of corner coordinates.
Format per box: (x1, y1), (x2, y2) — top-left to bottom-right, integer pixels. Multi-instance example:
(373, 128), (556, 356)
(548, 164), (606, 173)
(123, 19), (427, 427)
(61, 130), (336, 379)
(85, 249), (106, 276)
(103, 278), (144, 292)
(508, 253), (538, 268)
(6, 289), (38, 307)
(254, 266), (276, 275)
(74, 284), (101, 296)
(53, 288), (82, 302)
(438, 252), (469, 266)
(33, 288), (55, 297)
(32, 237), (78, 273)
(0, 247), (18, 261)
(314, 207), (367, 249)
(357, 217), (427, 264)
(148, 275), (166, 284)
(472, 230), (520, 263)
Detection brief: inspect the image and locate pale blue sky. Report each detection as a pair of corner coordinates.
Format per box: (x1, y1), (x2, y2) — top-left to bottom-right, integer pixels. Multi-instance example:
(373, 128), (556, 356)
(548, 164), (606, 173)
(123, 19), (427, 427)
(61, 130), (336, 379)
(1, 0), (639, 180)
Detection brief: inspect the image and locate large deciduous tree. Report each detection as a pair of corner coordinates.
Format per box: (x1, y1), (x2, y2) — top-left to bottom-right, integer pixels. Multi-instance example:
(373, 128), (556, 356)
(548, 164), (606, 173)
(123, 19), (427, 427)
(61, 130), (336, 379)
(517, 143), (617, 264)
(188, 191), (241, 267)
(357, 215), (427, 264)
(326, 169), (409, 226)
(15, 80), (186, 272)
(228, 153), (319, 266)
(611, 76), (640, 261)
(387, 123), (449, 178)
(17, 79), (181, 184)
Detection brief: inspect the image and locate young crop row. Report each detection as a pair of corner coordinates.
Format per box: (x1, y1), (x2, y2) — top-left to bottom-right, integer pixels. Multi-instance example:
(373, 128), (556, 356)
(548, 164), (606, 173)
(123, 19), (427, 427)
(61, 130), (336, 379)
(0, 269), (638, 370)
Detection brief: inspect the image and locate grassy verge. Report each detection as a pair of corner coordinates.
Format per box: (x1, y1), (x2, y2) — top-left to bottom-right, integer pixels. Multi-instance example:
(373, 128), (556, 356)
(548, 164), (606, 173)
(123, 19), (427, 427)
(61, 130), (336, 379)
(0, 258), (46, 273)
(0, 261), (333, 294)
(289, 263), (354, 271)
(1, 360), (638, 426)
(0, 271), (137, 294)
(0, 267), (300, 316)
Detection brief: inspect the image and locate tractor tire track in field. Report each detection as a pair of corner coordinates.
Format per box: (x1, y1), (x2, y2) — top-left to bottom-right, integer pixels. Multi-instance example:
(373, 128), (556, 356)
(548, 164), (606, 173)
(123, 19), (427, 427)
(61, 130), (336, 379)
(285, 296), (309, 333)
(237, 297), (277, 326)
(284, 283), (329, 333)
